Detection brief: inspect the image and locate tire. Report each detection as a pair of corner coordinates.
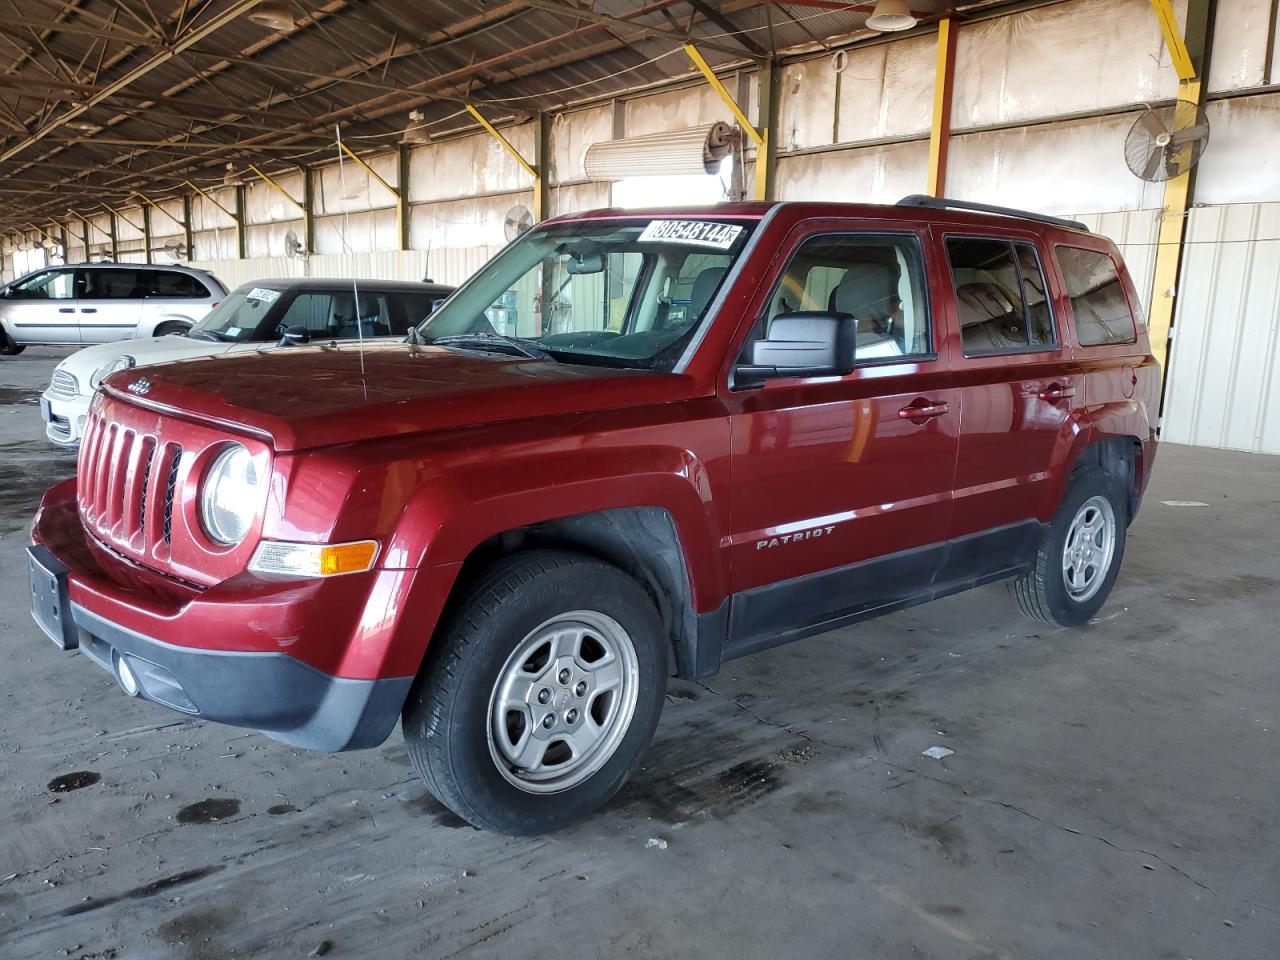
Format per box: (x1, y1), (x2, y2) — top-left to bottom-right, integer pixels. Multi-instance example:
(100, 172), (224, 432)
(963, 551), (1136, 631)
(154, 322), (190, 337)
(0, 329), (24, 356)
(1010, 466), (1128, 627)
(402, 549), (667, 834)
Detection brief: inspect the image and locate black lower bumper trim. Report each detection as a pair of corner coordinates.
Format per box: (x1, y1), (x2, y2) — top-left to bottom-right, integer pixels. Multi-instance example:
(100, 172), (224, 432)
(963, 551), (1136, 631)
(69, 604), (411, 752)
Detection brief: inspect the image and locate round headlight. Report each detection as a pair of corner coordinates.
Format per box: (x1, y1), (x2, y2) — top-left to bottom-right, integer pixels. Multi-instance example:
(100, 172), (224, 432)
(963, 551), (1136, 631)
(90, 355), (135, 389)
(200, 444), (259, 545)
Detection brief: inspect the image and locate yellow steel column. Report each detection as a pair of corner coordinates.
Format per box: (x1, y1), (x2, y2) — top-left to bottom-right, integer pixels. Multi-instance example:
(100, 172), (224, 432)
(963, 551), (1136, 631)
(926, 17), (958, 198)
(1147, 0), (1213, 381)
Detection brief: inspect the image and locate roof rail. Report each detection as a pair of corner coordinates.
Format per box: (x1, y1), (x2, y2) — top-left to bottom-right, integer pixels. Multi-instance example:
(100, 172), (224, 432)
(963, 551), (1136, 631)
(897, 194), (1089, 232)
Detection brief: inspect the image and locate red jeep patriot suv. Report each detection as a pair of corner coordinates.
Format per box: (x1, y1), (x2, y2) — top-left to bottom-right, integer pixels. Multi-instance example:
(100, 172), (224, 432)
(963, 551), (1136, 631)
(28, 197), (1158, 833)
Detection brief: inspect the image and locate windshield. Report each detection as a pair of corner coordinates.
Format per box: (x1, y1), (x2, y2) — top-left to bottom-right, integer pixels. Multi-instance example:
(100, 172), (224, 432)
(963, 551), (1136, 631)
(415, 217), (754, 371)
(189, 287), (282, 341)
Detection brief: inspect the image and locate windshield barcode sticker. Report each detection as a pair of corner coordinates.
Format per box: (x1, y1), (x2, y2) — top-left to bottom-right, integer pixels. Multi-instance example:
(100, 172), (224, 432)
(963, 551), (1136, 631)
(246, 287), (280, 303)
(638, 220), (744, 250)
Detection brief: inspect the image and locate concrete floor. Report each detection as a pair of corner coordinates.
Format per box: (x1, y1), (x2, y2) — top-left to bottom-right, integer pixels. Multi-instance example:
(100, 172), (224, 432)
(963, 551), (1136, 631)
(1, 346), (1277, 960)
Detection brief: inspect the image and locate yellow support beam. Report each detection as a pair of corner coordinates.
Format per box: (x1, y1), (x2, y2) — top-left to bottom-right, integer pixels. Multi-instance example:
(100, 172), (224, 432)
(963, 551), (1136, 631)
(335, 143), (406, 248)
(247, 163), (306, 213)
(682, 43), (764, 147)
(1148, 79), (1203, 375)
(1149, 0), (1197, 81)
(24, 221), (62, 248)
(465, 104), (539, 180)
(184, 180), (239, 225)
(926, 18), (958, 197)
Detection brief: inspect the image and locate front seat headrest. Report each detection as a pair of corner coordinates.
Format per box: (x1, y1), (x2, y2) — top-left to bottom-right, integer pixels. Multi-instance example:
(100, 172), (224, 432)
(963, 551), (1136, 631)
(688, 266), (727, 321)
(829, 261), (901, 322)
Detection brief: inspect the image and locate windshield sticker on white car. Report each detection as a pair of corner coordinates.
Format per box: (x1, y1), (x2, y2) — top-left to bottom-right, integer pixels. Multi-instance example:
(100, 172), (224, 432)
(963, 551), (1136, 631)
(638, 220), (744, 250)
(246, 287), (280, 304)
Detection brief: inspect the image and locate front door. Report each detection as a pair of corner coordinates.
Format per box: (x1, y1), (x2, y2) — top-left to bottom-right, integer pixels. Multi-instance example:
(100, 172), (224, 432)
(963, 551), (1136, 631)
(937, 231), (1078, 581)
(1, 268), (79, 344)
(723, 224), (959, 657)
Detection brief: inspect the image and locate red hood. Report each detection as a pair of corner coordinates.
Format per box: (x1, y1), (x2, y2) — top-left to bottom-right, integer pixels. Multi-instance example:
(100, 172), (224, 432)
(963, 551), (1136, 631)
(101, 342), (699, 452)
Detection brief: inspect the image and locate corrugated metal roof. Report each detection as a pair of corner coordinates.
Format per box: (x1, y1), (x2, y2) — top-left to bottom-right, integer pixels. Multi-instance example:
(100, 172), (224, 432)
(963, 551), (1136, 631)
(0, 0), (976, 231)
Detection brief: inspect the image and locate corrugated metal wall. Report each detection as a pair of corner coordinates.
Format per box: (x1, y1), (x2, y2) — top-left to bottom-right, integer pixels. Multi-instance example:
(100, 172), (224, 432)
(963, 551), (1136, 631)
(1162, 203), (1280, 454)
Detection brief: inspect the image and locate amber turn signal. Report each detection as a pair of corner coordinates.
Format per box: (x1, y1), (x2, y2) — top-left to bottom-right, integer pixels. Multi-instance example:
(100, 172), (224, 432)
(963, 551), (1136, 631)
(248, 539), (379, 578)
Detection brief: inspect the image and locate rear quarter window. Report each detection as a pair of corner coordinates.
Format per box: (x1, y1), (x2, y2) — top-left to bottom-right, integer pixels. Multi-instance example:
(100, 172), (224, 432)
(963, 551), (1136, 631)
(149, 271), (211, 299)
(1056, 246), (1136, 346)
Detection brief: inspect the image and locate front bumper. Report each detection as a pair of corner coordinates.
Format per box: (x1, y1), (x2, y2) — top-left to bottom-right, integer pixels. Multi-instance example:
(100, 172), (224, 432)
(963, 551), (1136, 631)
(26, 481), (452, 752)
(41, 391), (89, 446)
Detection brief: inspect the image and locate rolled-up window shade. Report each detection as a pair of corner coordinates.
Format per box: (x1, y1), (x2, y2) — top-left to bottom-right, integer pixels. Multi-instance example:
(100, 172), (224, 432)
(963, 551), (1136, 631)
(585, 123), (737, 180)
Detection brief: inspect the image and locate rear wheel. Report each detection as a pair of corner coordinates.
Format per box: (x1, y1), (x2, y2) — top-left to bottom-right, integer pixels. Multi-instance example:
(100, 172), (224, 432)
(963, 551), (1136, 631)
(402, 550), (667, 834)
(154, 321), (190, 337)
(1010, 466), (1127, 627)
(0, 329), (24, 355)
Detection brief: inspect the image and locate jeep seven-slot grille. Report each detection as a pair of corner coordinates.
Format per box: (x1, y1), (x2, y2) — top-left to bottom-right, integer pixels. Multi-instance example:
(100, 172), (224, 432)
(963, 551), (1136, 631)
(78, 408), (181, 560)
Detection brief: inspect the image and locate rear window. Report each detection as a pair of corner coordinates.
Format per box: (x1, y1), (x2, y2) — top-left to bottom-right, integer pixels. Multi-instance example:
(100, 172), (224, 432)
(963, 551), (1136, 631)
(1056, 246), (1136, 346)
(148, 270), (210, 299)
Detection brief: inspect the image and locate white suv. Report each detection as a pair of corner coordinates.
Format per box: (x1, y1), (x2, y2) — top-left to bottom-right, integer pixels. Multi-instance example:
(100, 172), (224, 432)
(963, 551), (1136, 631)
(40, 277), (453, 446)
(0, 262), (226, 356)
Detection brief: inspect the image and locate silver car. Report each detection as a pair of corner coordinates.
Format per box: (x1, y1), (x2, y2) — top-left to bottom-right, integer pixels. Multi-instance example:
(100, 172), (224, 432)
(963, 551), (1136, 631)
(0, 262), (227, 355)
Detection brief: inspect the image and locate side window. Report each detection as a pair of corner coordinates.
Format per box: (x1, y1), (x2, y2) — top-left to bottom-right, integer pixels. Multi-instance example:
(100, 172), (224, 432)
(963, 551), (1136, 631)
(8, 269), (75, 299)
(150, 271), (207, 299)
(397, 294), (441, 333)
(744, 233), (931, 364)
(83, 269), (145, 300)
(1056, 246), (1135, 346)
(946, 238), (1057, 355)
(278, 292), (395, 338)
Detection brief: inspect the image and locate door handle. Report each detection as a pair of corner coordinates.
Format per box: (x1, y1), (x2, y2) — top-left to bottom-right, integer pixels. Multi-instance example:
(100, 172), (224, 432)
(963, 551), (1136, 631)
(80, 308), (97, 314)
(898, 400), (950, 420)
(1039, 384), (1076, 402)
(58, 307), (74, 313)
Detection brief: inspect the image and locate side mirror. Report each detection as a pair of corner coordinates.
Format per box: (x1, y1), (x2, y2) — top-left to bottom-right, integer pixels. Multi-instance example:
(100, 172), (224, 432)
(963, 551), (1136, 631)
(735, 312), (855, 386)
(278, 325), (311, 347)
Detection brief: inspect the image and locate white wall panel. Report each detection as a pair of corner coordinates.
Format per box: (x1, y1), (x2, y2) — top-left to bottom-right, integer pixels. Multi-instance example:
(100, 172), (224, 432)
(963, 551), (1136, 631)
(946, 112), (1165, 215)
(1208, 0), (1272, 92)
(313, 208), (397, 256)
(835, 36), (935, 144)
(409, 192), (532, 253)
(408, 125), (536, 203)
(952, 0), (1181, 130)
(625, 84), (734, 138)
(551, 105), (613, 184)
(776, 139), (929, 203)
(1192, 93), (1280, 205)
(247, 218), (305, 259)
(190, 188), (238, 232)
(151, 200), (185, 241)
(192, 227), (236, 262)
(1162, 202), (1280, 454)
(552, 181), (611, 217)
(316, 152), (398, 215)
(245, 173), (305, 224)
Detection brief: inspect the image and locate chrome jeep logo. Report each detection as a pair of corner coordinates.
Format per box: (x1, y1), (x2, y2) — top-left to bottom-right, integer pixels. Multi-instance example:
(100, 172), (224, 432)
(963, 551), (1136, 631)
(756, 525), (836, 550)
(127, 378), (151, 396)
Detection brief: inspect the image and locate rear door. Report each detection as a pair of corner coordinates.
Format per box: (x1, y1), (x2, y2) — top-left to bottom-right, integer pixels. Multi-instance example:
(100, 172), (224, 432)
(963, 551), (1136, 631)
(722, 221), (960, 656)
(78, 267), (145, 343)
(937, 230), (1079, 579)
(1, 268), (79, 344)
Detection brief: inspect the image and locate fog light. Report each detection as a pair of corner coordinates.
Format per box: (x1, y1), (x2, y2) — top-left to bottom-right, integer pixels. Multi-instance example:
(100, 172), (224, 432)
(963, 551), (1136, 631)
(114, 652), (140, 697)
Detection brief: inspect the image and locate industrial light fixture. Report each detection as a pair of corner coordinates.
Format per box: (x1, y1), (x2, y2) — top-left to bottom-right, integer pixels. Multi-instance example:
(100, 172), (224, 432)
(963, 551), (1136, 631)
(866, 0), (918, 32)
(223, 162), (244, 186)
(247, 1), (296, 32)
(402, 109), (430, 146)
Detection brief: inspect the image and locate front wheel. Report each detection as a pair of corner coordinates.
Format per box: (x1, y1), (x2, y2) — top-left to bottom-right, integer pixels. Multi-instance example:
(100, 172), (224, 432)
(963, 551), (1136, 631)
(0, 328), (24, 355)
(1010, 467), (1128, 627)
(402, 550), (667, 834)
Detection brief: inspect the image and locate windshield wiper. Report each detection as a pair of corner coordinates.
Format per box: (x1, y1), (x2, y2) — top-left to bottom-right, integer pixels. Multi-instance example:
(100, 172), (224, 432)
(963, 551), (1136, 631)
(429, 333), (557, 363)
